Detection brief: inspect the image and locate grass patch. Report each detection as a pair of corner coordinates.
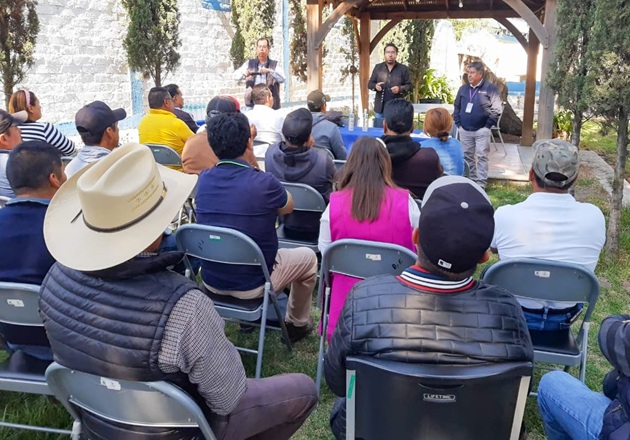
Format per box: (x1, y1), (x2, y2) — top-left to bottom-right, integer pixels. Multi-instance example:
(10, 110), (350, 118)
(0, 178), (628, 439)
(580, 119), (630, 176)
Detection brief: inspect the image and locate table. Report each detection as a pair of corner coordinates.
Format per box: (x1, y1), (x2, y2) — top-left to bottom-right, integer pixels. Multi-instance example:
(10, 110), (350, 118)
(339, 126), (427, 153)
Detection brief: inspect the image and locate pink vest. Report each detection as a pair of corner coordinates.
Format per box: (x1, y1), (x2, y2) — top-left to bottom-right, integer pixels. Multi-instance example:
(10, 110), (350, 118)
(323, 187), (415, 341)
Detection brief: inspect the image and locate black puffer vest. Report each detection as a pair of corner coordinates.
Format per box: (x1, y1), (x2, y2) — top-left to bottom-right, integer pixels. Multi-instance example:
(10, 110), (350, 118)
(246, 58), (281, 109)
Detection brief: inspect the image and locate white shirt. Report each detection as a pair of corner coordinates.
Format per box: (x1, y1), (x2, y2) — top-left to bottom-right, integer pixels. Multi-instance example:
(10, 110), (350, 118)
(233, 59), (286, 84)
(491, 192), (606, 272)
(246, 105), (284, 145)
(318, 196), (420, 254)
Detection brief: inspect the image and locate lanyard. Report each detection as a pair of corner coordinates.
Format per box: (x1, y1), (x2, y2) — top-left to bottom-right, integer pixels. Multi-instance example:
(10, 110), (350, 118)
(216, 160), (250, 169)
(469, 86), (480, 102)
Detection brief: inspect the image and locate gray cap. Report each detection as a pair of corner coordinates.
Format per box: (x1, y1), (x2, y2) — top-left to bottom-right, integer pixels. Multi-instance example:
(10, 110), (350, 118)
(532, 138), (578, 188)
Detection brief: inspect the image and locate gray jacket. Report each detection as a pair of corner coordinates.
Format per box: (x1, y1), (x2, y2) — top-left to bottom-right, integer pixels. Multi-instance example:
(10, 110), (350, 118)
(311, 113), (346, 160)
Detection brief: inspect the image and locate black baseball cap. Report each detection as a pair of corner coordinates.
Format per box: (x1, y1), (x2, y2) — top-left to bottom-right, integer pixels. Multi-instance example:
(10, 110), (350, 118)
(75, 101), (126, 136)
(282, 108), (313, 146)
(0, 110), (27, 135)
(420, 176), (494, 273)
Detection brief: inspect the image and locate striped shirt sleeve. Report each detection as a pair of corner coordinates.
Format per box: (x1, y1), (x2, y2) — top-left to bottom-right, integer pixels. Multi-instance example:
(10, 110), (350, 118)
(158, 289), (247, 415)
(42, 122), (76, 155)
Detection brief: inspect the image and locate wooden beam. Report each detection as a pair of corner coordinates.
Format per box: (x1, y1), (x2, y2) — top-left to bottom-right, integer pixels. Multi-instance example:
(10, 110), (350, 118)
(370, 18), (402, 53)
(537, 0), (557, 140)
(495, 17), (528, 51)
(363, 9), (518, 20)
(314, 0), (364, 49)
(502, 0), (549, 48)
(358, 12), (371, 112)
(521, 27), (539, 146)
(306, 1), (323, 93)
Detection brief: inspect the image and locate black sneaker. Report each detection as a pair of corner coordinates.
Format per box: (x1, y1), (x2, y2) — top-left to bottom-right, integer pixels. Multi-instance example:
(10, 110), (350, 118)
(282, 319), (314, 344)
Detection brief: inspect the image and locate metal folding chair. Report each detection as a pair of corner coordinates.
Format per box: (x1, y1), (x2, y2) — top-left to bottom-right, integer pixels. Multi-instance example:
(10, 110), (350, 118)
(0, 282), (73, 436)
(276, 182), (327, 253)
(483, 258), (600, 386)
(144, 143), (182, 167)
(345, 356), (532, 440)
(333, 160), (346, 173)
(315, 239), (417, 394)
(491, 101), (507, 155)
(176, 224), (292, 378)
(46, 363), (218, 440)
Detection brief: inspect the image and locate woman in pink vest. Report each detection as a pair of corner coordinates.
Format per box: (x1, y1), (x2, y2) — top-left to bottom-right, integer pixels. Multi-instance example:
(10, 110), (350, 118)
(318, 137), (420, 341)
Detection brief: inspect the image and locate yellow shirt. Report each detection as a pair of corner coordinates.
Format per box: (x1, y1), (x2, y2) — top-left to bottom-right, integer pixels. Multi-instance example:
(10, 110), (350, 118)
(138, 109), (194, 170)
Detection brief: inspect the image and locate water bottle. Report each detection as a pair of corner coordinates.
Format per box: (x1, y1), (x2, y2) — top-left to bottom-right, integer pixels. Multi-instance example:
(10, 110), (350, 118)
(362, 109), (369, 132)
(348, 111), (355, 131)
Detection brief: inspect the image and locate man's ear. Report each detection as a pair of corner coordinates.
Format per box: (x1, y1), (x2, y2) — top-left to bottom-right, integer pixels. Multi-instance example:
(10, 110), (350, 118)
(412, 227), (419, 246)
(478, 250), (490, 264)
(247, 136), (254, 151)
(383, 120), (389, 132)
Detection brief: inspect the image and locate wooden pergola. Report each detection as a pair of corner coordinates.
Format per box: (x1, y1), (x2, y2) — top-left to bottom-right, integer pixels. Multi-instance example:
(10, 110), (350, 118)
(306, 0), (556, 145)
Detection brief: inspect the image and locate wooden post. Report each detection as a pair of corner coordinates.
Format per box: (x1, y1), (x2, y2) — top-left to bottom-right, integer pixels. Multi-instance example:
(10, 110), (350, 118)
(537, 0), (557, 141)
(521, 28), (539, 146)
(358, 13), (371, 112)
(306, 0), (322, 93)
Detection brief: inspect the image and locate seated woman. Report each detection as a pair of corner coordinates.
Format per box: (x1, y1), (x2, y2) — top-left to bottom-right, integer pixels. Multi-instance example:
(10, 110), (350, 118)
(421, 107), (465, 176)
(9, 90), (76, 156)
(318, 137), (419, 342)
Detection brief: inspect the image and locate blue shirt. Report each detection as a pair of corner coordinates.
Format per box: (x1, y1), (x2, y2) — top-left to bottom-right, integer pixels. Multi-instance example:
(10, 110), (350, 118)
(196, 159), (288, 290)
(420, 137), (465, 176)
(0, 150), (14, 198)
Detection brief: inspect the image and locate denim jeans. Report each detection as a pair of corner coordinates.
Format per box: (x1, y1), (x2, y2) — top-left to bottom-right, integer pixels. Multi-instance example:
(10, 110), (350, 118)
(538, 371), (609, 440)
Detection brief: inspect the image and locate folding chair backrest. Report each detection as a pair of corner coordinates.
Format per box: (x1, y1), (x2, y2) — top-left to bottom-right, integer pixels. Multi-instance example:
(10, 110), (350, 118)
(176, 224), (271, 280)
(145, 144), (182, 167)
(280, 181), (327, 212)
(322, 239), (417, 286)
(346, 356), (532, 440)
(333, 160), (346, 172)
(483, 258), (600, 321)
(45, 363), (217, 440)
(0, 282), (43, 326)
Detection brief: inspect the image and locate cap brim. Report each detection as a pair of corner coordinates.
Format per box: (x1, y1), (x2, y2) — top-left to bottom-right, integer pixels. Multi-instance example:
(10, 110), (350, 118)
(44, 162), (197, 271)
(422, 175), (489, 209)
(112, 108), (127, 122)
(11, 111), (28, 124)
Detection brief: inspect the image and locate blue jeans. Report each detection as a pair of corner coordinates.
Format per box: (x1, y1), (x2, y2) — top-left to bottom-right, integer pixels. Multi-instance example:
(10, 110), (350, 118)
(538, 371), (609, 440)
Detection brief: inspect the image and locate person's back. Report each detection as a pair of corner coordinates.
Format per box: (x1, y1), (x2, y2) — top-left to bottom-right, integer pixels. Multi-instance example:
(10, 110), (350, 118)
(324, 176), (533, 440)
(421, 108), (465, 176)
(246, 84), (284, 145)
(382, 99), (442, 199)
(265, 108), (335, 240)
(307, 90), (347, 160)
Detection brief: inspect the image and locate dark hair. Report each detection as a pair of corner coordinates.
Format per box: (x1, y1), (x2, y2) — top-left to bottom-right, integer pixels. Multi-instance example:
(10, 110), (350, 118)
(533, 171), (574, 191)
(383, 99), (414, 134)
(8, 90), (39, 120)
(206, 113), (251, 160)
(337, 137), (396, 222)
(148, 87), (171, 109)
(205, 96), (239, 126)
(257, 37), (271, 48)
(78, 122), (116, 146)
(7, 141), (62, 195)
(416, 245), (476, 281)
(384, 43), (398, 54)
(423, 108), (453, 141)
(251, 84), (271, 105)
(467, 61), (485, 75)
(164, 84), (181, 100)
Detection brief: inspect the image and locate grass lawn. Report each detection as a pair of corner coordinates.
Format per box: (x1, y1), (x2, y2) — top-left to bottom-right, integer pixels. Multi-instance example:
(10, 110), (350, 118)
(0, 175), (628, 439)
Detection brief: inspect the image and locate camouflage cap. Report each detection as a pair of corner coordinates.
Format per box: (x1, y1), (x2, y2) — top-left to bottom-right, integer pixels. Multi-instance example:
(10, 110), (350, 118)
(531, 138), (579, 188)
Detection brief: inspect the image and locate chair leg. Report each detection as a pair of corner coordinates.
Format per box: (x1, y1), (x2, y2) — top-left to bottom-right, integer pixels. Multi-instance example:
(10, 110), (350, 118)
(498, 131), (507, 156)
(315, 287), (331, 396)
(255, 289), (272, 379)
(491, 129), (498, 152)
(269, 293), (292, 352)
(71, 421), (81, 440)
(579, 322), (590, 383)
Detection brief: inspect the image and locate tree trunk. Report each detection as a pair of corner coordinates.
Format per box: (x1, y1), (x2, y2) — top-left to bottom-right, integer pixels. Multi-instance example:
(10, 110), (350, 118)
(499, 102), (523, 136)
(605, 109), (629, 258)
(571, 114), (582, 147)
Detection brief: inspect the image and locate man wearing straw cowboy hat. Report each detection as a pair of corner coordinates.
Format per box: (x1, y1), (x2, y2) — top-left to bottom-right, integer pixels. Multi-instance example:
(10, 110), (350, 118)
(38, 143), (318, 439)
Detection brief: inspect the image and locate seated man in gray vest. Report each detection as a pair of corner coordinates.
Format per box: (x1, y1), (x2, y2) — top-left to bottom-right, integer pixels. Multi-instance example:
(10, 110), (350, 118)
(324, 176), (533, 439)
(39, 143), (318, 439)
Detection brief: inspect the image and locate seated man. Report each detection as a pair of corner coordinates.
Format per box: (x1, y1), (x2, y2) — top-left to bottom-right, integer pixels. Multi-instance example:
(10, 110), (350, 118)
(381, 99), (442, 199)
(0, 109), (27, 198)
(165, 83), (198, 133)
(138, 86), (195, 169)
(0, 141), (66, 360)
(265, 107), (335, 240)
(325, 175), (533, 439)
(39, 143), (318, 439)
(196, 112), (317, 343)
(307, 89), (346, 160)
(491, 138), (606, 331)
(246, 84), (284, 150)
(65, 101), (126, 177)
(538, 314), (630, 440)
(182, 96), (258, 174)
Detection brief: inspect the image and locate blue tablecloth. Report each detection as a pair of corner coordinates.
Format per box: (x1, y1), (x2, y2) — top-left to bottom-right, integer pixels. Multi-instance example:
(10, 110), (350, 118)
(339, 126), (427, 153)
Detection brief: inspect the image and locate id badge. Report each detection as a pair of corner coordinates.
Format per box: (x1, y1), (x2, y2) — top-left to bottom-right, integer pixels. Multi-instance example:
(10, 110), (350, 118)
(465, 103), (473, 113)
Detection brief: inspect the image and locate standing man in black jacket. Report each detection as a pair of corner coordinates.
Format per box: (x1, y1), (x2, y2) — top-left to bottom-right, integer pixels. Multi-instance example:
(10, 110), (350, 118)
(368, 43), (412, 119)
(324, 175), (533, 440)
(453, 61), (502, 188)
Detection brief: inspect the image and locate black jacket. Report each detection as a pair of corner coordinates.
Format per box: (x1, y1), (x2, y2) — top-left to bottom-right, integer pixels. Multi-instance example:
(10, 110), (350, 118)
(368, 62), (412, 113)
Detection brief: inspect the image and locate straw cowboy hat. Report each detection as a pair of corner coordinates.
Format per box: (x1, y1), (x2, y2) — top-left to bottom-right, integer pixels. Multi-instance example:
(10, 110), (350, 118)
(44, 142), (197, 271)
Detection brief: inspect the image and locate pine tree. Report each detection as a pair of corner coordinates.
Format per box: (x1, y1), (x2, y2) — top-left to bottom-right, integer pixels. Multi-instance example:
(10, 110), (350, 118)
(0, 0), (39, 108)
(230, 0), (275, 66)
(289, 0), (307, 82)
(121, 0), (181, 87)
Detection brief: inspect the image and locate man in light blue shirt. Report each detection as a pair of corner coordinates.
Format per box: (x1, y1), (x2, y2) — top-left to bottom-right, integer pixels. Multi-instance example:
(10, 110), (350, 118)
(65, 101), (126, 178)
(0, 109), (27, 198)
